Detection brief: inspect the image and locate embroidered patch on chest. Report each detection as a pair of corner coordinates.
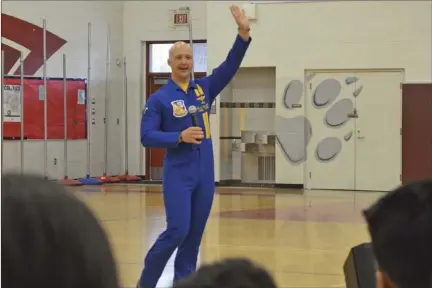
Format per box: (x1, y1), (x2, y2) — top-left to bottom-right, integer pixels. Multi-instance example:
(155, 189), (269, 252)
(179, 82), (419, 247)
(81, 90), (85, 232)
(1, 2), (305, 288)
(171, 100), (188, 118)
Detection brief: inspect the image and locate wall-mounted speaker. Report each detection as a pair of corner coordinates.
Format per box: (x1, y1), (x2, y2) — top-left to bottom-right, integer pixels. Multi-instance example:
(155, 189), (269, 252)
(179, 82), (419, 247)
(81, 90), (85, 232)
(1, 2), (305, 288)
(344, 242), (377, 288)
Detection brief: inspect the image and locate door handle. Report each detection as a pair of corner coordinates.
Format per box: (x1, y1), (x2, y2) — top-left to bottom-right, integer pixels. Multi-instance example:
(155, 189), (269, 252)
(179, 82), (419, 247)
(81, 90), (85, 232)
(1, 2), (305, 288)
(357, 136), (365, 139)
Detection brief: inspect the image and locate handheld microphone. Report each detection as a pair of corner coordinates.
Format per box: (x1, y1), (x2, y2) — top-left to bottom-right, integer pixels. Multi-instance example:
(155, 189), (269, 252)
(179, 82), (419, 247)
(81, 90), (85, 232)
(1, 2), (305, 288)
(188, 105), (198, 127)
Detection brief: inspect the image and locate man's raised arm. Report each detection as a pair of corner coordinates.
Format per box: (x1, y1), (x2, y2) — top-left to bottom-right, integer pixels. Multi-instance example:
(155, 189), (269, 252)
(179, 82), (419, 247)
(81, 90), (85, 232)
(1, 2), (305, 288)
(207, 5), (252, 101)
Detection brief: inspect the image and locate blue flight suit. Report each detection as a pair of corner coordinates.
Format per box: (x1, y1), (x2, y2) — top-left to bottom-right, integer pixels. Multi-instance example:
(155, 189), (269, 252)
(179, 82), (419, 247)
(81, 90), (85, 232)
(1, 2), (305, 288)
(139, 34), (251, 288)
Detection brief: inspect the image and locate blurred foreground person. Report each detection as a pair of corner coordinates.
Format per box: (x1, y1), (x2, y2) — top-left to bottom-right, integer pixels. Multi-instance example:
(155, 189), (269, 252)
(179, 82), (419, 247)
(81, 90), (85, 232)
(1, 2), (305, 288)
(2, 173), (119, 288)
(363, 179), (432, 288)
(173, 258), (277, 288)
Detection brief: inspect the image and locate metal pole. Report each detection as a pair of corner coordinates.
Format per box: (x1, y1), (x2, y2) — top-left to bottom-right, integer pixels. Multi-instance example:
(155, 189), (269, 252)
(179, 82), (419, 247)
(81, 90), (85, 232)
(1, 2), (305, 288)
(139, 37), (145, 177)
(123, 57), (128, 174)
(86, 22), (91, 177)
(43, 18), (48, 179)
(1, 51), (4, 168)
(20, 52), (24, 175)
(63, 54), (68, 179)
(104, 25), (110, 176)
(186, 7), (195, 81)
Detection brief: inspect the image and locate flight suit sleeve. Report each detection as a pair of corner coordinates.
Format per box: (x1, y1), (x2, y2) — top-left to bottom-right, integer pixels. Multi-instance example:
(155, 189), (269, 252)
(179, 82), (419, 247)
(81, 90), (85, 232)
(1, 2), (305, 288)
(207, 34), (252, 102)
(140, 96), (181, 148)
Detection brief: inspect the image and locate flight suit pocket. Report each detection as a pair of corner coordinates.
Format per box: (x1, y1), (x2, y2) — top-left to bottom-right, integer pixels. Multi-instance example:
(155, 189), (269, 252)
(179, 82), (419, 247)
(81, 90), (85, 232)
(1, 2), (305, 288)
(164, 151), (198, 182)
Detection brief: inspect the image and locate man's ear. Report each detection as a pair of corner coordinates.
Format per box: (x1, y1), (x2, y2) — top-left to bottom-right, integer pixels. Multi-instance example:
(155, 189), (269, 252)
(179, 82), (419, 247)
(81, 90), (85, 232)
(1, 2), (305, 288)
(377, 270), (396, 288)
(167, 58), (172, 68)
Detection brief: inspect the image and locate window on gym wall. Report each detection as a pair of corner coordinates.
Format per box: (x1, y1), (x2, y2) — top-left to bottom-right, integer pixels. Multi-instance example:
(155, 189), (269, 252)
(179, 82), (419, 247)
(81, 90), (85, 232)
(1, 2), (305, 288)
(149, 42), (207, 73)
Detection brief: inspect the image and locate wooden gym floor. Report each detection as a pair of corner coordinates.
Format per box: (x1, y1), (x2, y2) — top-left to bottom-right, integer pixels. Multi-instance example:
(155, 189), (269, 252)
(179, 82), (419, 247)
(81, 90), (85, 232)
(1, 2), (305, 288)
(71, 184), (384, 288)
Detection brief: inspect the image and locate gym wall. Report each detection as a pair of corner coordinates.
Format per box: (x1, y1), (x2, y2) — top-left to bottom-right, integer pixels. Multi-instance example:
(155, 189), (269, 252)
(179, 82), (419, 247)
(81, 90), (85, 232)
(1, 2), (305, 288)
(3, 1), (430, 186)
(2, 1), (124, 179)
(122, 1), (207, 176)
(3, 1), (207, 180)
(207, 1), (431, 188)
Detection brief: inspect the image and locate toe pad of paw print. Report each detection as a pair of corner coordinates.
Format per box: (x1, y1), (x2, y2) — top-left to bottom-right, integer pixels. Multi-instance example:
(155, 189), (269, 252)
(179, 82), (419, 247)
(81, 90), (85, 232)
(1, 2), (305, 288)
(276, 76), (363, 164)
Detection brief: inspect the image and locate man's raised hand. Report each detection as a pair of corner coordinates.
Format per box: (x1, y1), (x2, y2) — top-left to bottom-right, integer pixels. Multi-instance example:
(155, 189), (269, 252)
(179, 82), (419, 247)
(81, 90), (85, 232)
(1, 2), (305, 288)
(230, 5), (250, 31)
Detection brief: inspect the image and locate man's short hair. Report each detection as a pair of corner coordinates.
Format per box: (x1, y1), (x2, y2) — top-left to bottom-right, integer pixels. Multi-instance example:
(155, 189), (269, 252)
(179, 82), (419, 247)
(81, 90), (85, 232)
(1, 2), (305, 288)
(173, 258), (277, 288)
(363, 179), (432, 288)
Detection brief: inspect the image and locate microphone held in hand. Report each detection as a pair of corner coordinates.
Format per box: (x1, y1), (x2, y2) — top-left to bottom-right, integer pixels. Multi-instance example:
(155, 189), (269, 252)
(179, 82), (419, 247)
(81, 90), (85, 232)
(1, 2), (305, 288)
(180, 106), (204, 144)
(188, 105), (198, 127)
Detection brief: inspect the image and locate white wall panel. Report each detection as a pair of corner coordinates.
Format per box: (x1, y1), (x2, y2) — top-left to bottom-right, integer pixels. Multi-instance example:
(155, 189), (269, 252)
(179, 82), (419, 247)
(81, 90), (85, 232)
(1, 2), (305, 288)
(207, 1), (432, 185)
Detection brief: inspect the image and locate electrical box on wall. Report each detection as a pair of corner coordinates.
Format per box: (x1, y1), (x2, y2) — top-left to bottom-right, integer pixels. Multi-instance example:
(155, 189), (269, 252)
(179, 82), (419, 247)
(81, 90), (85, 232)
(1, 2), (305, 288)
(242, 3), (257, 20)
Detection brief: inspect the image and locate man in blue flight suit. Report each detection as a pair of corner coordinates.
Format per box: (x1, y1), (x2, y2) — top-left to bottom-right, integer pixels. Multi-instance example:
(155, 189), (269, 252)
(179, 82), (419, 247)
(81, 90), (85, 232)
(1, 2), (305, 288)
(138, 5), (251, 288)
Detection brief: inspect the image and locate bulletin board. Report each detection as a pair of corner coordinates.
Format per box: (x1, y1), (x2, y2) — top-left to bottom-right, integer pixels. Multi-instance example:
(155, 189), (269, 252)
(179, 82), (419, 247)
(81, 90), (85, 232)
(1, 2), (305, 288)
(2, 76), (87, 140)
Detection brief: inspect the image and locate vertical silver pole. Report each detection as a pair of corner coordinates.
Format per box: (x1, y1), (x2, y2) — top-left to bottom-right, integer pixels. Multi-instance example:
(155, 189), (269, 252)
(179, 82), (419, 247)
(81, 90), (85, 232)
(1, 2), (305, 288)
(186, 7), (195, 81)
(87, 22), (91, 177)
(123, 57), (128, 173)
(20, 52), (25, 175)
(104, 25), (110, 176)
(139, 39), (145, 176)
(353, 76), (357, 192)
(1, 51), (4, 167)
(63, 54), (68, 179)
(43, 18), (48, 179)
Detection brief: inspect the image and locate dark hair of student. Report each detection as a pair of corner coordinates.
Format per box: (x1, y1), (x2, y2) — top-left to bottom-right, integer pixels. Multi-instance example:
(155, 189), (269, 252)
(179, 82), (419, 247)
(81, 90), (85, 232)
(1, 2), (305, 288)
(1, 173), (119, 288)
(363, 179), (432, 288)
(173, 258), (277, 288)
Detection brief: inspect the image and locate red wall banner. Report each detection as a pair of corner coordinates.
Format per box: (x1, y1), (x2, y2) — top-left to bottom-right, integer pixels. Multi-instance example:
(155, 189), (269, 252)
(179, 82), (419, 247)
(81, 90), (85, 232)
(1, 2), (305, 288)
(3, 77), (87, 140)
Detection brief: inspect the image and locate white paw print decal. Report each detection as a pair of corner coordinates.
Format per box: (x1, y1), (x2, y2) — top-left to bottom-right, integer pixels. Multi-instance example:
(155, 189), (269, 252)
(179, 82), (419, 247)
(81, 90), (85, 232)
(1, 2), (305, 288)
(276, 75), (363, 163)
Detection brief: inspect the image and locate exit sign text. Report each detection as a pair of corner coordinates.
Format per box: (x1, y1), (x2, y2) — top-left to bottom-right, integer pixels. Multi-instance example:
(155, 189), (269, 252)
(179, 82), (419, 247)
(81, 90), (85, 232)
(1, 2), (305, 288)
(173, 13), (188, 25)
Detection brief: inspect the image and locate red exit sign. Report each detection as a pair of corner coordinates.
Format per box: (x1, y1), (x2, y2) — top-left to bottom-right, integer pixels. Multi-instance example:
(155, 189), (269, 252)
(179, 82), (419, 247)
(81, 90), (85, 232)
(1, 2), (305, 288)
(173, 13), (188, 25)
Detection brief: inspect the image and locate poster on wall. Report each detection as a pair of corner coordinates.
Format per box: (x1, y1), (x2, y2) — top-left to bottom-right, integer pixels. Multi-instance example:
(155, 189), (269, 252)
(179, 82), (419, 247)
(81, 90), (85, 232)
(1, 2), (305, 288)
(3, 84), (22, 122)
(3, 77), (87, 139)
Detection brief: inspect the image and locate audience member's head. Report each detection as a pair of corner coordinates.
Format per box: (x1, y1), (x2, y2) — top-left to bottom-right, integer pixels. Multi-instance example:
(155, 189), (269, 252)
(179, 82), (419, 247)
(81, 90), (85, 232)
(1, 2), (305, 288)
(2, 173), (119, 288)
(363, 179), (432, 288)
(173, 258), (277, 288)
